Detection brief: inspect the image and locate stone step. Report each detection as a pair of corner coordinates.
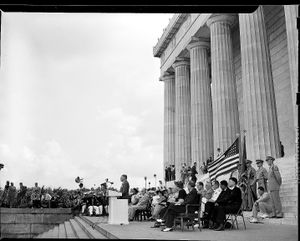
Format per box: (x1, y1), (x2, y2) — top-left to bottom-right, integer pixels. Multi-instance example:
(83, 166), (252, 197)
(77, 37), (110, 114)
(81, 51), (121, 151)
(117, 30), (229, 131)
(69, 219), (89, 239)
(40, 226), (54, 238)
(280, 182), (298, 187)
(282, 206), (298, 213)
(51, 225), (59, 238)
(75, 216), (107, 239)
(280, 196), (298, 202)
(58, 223), (67, 239)
(243, 211), (298, 225)
(280, 201), (298, 206)
(64, 221), (77, 239)
(279, 187), (298, 193)
(282, 212), (298, 218)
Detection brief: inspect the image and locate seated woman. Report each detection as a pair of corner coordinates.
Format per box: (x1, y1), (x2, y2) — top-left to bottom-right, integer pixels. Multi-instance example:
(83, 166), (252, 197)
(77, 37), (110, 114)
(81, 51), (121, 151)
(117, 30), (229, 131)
(161, 181), (200, 232)
(148, 190), (167, 221)
(152, 181), (186, 227)
(129, 188), (140, 206)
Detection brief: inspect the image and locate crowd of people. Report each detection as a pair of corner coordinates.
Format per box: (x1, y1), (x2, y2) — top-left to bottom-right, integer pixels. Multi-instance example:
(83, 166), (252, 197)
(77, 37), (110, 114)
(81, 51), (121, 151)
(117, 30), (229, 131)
(0, 180), (118, 215)
(0, 155), (283, 232)
(127, 155), (283, 232)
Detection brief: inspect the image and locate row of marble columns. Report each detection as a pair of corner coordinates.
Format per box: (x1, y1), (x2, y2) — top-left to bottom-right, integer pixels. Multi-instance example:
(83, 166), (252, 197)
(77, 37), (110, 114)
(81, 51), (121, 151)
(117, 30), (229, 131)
(162, 6), (298, 179)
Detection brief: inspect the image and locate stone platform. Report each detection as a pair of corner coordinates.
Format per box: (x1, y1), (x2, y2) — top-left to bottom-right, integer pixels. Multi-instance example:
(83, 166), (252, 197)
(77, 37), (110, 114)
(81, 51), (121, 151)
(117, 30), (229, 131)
(35, 215), (298, 240)
(0, 208), (72, 238)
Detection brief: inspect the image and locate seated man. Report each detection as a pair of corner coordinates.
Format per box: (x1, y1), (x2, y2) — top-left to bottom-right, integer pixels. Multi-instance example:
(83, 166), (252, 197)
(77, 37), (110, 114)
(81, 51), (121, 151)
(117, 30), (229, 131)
(88, 193), (103, 217)
(196, 182), (206, 196)
(161, 181), (199, 232)
(41, 190), (52, 208)
(200, 182), (214, 213)
(250, 186), (273, 223)
(211, 177), (242, 231)
(128, 188), (150, 221)
(202, 180), (231, 228)
(71, 193), (82, 217)
(81, 193), (92, 215)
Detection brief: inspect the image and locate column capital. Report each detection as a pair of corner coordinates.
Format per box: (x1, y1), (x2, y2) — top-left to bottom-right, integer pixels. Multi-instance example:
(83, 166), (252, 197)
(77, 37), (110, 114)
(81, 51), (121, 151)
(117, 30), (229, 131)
(206, 14), (236, 28)
(160, 71), (175, 82)
(172, 57), (190, 69)
(187, 37), (210, 51)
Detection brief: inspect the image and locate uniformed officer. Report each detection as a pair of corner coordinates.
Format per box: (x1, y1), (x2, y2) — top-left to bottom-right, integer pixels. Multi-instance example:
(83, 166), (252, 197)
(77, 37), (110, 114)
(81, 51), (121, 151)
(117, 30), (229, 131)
(266, 156), (283, 218)
(245, 159), (257, 211)
(255, 159), (268, 193)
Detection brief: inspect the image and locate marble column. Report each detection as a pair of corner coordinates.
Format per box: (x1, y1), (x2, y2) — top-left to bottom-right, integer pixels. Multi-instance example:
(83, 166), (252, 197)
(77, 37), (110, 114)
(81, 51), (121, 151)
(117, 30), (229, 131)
(172, 57), (191, 180)
(239, 6), (280, 160)
(284, 5), (298, 119)
(162, 72), (176, 169)
(206, 14), (240, 158)
(187, 38), (214, 172)
(284, 5), (298, 177)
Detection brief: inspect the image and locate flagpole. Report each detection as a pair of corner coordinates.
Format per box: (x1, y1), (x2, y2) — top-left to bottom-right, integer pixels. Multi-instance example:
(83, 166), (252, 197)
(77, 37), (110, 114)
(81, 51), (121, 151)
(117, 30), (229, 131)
(241, 129), (246, 174)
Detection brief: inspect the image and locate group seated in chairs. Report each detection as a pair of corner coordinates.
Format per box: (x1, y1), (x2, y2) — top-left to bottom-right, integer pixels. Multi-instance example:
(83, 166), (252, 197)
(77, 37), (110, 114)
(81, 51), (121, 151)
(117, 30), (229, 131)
(145, 177), (245, 232)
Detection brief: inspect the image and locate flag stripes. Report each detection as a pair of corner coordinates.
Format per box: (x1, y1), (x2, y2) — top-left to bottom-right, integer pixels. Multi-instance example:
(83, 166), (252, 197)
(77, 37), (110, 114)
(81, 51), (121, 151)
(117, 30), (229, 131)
(208, 138), (240, 180)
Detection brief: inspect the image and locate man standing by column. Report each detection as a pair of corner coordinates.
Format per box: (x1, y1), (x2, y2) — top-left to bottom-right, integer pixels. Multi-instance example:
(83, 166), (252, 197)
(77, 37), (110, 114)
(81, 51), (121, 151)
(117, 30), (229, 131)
(266, 156), (283, 218)
(191, 162), (198, 183)
(254, 159), (268, 193)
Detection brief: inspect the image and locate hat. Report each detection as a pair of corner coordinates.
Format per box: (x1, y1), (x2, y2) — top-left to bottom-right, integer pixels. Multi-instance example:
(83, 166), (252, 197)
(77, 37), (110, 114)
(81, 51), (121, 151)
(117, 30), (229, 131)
(256, 159), (264, 164)
(245, 159), (252, 164)
(174, 181), (184, 189)
(266, 156), (275, 161)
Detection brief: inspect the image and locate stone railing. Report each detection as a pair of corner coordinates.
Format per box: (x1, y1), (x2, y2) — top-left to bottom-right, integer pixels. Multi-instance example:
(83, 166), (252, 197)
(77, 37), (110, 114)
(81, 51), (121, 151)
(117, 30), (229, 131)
(153, 14), (188, 57)
(0, 208), (72, 239)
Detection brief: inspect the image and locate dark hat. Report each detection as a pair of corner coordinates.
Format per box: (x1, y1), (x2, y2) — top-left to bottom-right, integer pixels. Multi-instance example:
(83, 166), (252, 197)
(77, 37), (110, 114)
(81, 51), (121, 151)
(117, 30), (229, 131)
(245, 159), (252, 164)
(132, 188), (138, 193)
(174, 181), (184, 189)
(256, 159), (264, 164)
(266, 156), (275, 161)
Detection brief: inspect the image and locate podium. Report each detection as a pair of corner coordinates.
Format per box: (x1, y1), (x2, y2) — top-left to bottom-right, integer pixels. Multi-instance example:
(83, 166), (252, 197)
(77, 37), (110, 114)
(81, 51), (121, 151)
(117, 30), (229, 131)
(107, 190), (129, 225)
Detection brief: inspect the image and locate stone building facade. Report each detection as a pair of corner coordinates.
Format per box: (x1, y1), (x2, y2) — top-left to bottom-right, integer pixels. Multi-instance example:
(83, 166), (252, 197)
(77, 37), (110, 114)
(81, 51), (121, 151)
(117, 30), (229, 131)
(153, 6), (298, 218)
(154, 6), (297, 176)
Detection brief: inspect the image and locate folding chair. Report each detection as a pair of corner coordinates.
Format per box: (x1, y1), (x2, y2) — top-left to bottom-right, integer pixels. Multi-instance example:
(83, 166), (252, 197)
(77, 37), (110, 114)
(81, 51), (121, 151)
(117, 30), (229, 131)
(225, 206), (246, 229)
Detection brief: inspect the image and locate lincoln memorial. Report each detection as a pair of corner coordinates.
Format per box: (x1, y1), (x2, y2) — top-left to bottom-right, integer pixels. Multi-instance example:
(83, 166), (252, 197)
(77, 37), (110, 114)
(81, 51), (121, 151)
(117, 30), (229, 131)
(153, 5), (298, 193)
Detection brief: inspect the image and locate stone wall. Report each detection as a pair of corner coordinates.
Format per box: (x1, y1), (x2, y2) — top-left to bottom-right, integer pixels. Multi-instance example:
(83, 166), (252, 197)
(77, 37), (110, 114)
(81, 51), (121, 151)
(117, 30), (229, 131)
(231, 6), (294, 158)
(264, 5), (294, 158)
(0, 208), (72, 239)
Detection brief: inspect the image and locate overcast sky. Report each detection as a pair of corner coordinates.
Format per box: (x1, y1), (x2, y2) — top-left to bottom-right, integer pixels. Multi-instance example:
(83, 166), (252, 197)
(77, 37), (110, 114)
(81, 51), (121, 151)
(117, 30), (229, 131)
(0, 12), (174, 191)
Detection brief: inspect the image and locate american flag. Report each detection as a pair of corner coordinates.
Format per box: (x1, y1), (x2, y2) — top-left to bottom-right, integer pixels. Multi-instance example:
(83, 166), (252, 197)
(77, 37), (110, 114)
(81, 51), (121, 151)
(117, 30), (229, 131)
(208, 138), (240, 180)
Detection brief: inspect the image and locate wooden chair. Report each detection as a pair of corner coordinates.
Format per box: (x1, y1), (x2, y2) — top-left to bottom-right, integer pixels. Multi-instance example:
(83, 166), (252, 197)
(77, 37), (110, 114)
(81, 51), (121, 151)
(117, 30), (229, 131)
(173, 194), (202, 232)
(225, 206), (246, 229)
(135, 199), (152, 221)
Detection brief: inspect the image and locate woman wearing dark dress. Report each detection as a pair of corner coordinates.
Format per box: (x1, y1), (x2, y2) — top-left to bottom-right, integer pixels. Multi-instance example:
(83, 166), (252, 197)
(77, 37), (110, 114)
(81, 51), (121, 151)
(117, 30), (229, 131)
(152, 181), (186, 227)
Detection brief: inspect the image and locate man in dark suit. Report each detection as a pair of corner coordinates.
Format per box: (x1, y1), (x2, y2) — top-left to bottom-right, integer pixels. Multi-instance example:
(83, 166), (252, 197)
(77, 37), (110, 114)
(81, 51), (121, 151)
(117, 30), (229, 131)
(212, 177), (242, 231)
(161, 181), (200, 232)
(119, 174), (130, 199)
(167, 165), (172, 182)
(165, 166), (169, 182)
(202, 180), (231, 228)
(191, 162), (198, 183)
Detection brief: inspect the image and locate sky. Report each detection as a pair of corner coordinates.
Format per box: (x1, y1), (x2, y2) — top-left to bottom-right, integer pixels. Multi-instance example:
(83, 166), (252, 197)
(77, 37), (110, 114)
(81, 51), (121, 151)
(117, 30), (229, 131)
(0, 12), (174, 191)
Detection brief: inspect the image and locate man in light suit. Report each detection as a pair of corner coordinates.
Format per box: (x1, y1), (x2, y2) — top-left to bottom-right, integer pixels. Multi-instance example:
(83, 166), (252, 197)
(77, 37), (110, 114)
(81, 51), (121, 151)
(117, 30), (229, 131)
(266, 156), (283, 218)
